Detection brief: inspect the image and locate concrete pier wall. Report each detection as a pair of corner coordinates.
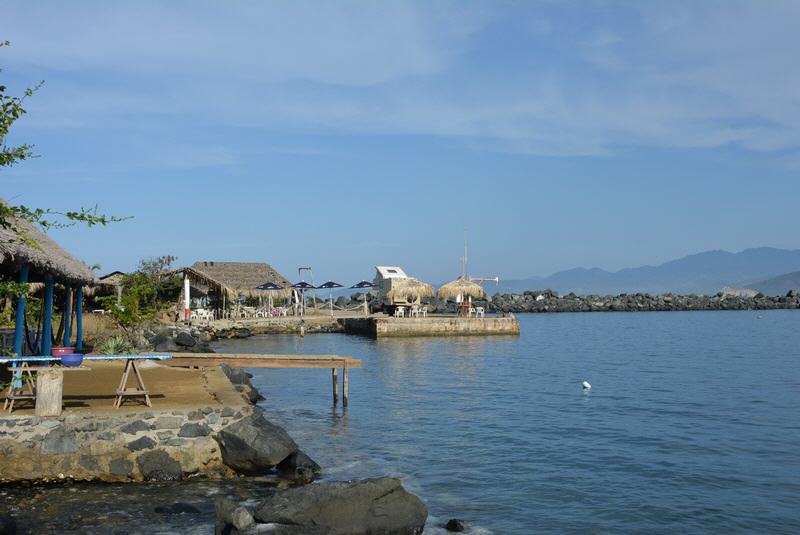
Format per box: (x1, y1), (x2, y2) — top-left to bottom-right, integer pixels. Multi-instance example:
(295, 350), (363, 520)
(342, 316), (520, 338)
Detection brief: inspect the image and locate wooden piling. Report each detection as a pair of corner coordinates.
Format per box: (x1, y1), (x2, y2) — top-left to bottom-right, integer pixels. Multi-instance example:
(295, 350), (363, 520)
(35, 369), (63, 417)
(343, 361), (349, 407)
(332, 367), (339, 405)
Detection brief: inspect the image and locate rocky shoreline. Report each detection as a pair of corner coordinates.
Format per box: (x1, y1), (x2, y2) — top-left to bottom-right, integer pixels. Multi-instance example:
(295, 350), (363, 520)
(325, 289), (800, 315)
(297, 289), (800, 316)
(0, 363), (433, 535)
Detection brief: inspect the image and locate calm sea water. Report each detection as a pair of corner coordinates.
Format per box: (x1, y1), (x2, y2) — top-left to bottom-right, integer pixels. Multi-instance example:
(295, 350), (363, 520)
(216, 311), (800, 534)
(3, 311), (799, 534)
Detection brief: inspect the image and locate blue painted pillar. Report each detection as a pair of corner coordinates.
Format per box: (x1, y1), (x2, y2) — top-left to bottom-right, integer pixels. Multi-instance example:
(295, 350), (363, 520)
(12, 265), (29, 356)
(75, 287), (84, 351)
(42, 275), (54, 356)
(63, 286), (73, 347)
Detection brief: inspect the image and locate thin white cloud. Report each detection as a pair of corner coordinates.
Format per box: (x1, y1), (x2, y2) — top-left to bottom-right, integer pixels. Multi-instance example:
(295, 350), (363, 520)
(4, 0), (800, 157)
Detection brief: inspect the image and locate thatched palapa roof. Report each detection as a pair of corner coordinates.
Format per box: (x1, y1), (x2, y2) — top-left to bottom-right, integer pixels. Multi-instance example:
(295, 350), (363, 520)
(437, 278), (486, 300)
(385, 278), (435, 301)
(175, 261), (292, 298)
(0, 204), (96, 286)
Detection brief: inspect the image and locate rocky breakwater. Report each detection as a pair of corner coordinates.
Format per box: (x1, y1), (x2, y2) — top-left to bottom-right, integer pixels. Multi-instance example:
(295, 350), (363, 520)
(487, 289), (800, 314)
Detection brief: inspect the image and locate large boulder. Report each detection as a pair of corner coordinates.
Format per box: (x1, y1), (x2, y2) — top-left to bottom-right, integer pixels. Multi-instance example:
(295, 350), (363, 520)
(253, 477), (427, 535)
(216, 413), (297, 474)
(276, 450), (321, 484)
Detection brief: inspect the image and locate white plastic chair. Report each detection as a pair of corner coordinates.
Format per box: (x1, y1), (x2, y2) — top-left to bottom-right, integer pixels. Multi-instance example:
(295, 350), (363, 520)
(410, 306), (420, 318)
(394, 307), (406, 318)
(421, 306), (428, 318)
(475, 306), (485, 318)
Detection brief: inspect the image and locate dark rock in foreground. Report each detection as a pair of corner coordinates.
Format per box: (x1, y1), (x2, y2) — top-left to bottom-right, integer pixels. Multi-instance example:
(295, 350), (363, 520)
(445, 518), (467, 532)
(217, 477), (427, 535)
(276, 450), (321, 484)
(217, 413), (298, 474)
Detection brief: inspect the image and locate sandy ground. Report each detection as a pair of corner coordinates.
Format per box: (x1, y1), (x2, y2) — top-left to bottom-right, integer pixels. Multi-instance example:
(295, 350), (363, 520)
(4, 361), (246, 416)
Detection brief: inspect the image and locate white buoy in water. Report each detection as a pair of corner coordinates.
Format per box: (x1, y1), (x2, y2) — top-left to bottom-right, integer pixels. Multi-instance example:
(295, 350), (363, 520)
(582, 380), (592, 390)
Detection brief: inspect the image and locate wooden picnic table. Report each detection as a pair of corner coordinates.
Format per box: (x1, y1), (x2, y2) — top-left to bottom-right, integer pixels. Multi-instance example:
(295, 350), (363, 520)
(1, 354), (172, 415)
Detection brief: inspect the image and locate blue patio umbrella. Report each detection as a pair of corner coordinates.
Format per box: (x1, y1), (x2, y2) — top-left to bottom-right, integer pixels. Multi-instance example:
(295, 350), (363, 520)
(255, 281), (284, 310)
(256, 281), (284, 290)
(350, 280), (376, 315)
(317, 281), (344, 316)
(291, 281), (316, 315)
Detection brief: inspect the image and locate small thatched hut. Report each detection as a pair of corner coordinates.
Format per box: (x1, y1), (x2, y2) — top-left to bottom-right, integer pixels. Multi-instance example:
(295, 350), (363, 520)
(168, 261), (292, 319)
(437, 278), (486, 301)
(0, 207), (96, 354)
(385, 278), (435, 301)
(187, 261), (291, 299)
(0, 213), (95, 287)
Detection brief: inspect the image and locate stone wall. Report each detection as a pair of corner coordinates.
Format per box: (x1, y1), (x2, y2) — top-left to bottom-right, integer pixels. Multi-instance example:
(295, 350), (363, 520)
(0, 406), (253, 483)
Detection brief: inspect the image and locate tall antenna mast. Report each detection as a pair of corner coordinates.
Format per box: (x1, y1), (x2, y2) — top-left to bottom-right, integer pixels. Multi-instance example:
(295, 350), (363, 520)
(460, 227), (468, 279)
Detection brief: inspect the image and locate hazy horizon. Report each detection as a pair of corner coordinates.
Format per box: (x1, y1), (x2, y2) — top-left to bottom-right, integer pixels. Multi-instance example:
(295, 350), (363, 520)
(4, 1), (800, 283)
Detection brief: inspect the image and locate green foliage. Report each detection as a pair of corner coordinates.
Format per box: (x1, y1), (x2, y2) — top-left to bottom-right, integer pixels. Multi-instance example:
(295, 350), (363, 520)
(99, 256), (180, 330)
(0, 280), (29, 299)
(0, 40), (129, 233)
(98, 335), (134, 355)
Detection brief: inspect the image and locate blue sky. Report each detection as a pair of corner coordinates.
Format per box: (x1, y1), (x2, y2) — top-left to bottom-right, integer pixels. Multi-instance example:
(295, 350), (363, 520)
(3, 0), (800, 283)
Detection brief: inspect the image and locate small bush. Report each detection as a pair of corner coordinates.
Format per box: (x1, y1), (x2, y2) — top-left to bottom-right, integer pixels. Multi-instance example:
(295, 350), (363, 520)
(98, 335), (134, 355)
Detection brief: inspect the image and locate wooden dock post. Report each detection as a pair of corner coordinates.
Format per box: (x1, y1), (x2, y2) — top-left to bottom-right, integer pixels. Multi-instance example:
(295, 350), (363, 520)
(343, 361), (349, 407)
(332, 367), (339, 405)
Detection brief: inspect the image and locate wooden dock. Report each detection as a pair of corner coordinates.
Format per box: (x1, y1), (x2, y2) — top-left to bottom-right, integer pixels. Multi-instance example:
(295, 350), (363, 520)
(164, 353), (362, 406)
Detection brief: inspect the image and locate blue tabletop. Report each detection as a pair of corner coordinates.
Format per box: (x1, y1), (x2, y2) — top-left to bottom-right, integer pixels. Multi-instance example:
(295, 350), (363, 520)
(0, 354), (173, 364)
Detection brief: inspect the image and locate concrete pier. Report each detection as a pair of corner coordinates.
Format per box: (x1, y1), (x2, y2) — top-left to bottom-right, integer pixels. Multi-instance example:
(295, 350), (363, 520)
(342, 316), (520, 338)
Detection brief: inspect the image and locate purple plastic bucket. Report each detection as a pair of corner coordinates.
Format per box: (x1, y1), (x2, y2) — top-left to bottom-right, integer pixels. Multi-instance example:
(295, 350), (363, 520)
(61, 354), (84, 368)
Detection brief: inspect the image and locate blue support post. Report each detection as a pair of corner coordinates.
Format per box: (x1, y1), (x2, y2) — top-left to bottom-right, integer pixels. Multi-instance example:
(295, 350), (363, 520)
(63, 286), (72, 347)
(75, 286), (84, 351)
(42, 275), (54, 356)
(11, 265), (30, 389)
(12, 265), (29, 356)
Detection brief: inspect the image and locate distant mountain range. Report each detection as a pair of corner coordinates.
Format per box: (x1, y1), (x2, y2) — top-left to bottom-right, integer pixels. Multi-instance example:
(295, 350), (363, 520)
(749, 271), (800, 296)
(498, 247), (800, 296)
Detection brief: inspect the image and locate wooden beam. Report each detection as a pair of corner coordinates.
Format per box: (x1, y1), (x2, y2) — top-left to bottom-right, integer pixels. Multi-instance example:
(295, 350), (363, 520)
(164, 353), (362, 369)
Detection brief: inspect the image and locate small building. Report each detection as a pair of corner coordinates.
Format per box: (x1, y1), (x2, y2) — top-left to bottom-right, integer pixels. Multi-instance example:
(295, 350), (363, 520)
(372, 266), (433, 311)
(0, 209), (96, 355)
